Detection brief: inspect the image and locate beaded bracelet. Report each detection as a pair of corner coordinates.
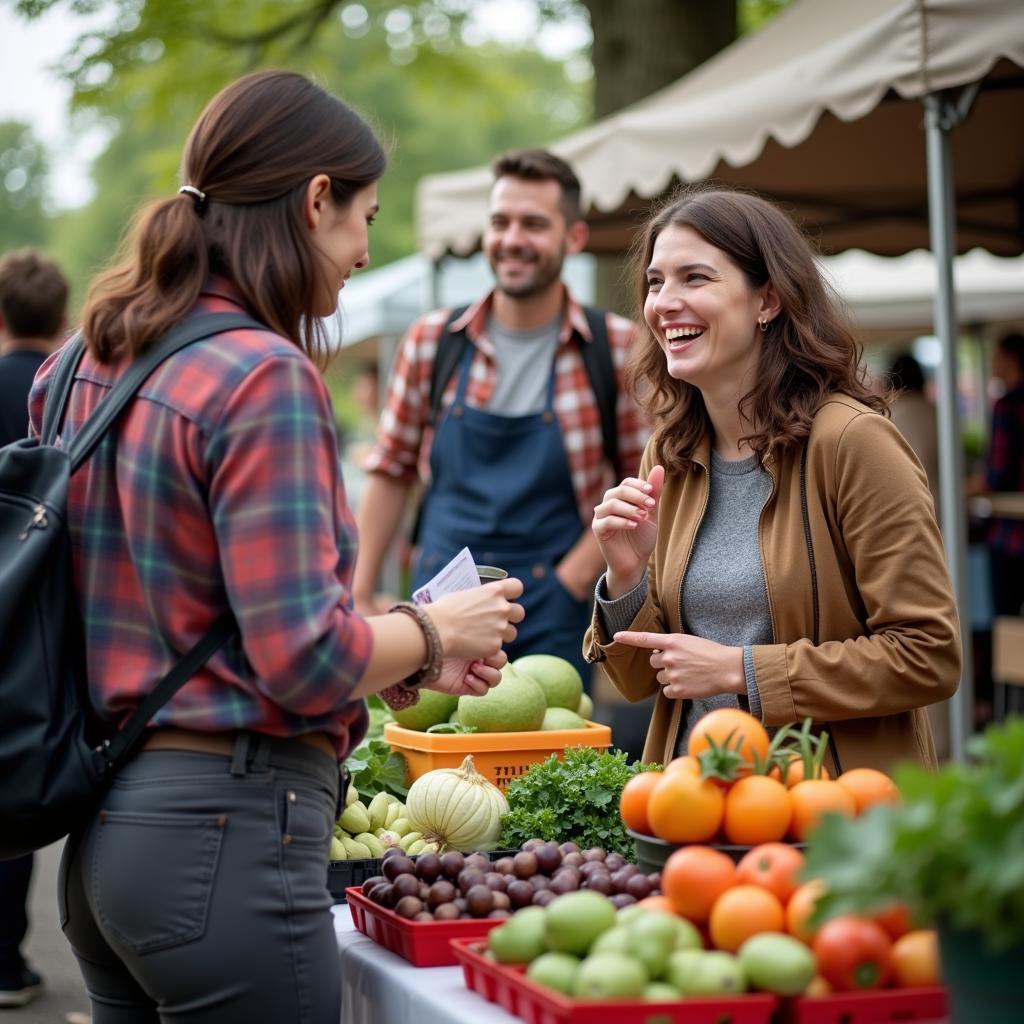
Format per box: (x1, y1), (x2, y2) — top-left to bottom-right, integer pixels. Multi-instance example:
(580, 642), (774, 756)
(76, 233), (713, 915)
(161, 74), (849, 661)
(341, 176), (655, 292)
(389, 601), (444, 688)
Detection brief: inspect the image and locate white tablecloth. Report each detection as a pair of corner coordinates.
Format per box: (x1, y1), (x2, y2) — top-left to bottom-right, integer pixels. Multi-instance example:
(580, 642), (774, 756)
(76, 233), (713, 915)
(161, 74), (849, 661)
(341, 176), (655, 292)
(333, 905), (520, 1024)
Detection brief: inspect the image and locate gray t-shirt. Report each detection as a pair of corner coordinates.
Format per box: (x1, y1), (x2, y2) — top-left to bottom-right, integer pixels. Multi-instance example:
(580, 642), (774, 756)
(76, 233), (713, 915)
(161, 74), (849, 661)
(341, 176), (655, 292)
(486, 314), (560, 416)
(596, 450), (773, 755)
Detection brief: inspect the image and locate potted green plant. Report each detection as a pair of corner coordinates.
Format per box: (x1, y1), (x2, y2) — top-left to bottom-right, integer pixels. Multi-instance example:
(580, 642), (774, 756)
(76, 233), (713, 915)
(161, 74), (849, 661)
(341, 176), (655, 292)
(804, 717), (1024, 1022)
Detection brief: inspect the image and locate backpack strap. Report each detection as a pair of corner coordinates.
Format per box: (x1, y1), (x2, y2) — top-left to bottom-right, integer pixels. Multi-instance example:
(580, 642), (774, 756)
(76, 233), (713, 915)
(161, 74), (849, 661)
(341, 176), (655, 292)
(40, 334), (87, 445)
(580, 306), (622, 480)
(427, 305), (471, 427)
(68, 313), (266, 473)
(97, 609), (236, 774)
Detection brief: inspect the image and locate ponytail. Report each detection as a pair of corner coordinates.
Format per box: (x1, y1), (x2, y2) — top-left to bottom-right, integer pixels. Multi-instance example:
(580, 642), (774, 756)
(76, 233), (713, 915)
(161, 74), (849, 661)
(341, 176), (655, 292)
(83, 195), (209, 362)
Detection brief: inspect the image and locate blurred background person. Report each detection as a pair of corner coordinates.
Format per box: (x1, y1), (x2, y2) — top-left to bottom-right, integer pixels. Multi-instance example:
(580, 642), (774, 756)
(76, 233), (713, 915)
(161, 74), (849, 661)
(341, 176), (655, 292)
(887, 352), (939, 506)
(0, 246), (68, 1008)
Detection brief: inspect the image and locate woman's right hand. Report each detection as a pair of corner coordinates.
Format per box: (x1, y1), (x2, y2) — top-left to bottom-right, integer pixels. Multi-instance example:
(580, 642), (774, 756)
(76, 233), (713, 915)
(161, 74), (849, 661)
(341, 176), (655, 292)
(592, 465), (665, 597)
(425, 577), (525, 662)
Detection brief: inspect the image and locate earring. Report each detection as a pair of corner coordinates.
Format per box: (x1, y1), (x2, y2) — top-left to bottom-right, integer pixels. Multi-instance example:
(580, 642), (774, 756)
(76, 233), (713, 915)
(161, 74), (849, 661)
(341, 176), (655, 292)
(758, 318), (769, 332)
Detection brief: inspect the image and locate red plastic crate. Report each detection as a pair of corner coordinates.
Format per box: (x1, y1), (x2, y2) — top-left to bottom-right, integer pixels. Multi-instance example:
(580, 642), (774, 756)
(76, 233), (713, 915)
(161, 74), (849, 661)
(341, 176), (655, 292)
(787, 986), (948, 1023)
(345, 887), (504, 967)
(450, 937), (778, 1024)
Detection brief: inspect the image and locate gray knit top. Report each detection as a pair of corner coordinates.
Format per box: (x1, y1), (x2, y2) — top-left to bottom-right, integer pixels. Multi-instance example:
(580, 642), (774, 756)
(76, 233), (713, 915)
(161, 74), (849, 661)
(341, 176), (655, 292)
(596, 450), (773, 755)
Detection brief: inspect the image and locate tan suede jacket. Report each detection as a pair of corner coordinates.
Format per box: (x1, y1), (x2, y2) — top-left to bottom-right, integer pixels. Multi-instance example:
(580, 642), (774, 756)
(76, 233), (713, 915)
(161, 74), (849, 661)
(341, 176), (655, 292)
(584, 395), (961, 775)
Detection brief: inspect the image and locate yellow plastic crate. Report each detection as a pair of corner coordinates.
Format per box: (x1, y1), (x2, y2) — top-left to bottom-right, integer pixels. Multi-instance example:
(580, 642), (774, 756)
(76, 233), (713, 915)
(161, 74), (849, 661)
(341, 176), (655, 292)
(383, 720), (613, 792)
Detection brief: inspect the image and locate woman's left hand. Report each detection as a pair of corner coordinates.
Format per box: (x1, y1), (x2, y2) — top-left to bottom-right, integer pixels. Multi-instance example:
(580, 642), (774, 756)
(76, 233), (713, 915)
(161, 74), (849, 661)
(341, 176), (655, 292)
(424, 651), (508, 697)
(613, 630), (745, 700)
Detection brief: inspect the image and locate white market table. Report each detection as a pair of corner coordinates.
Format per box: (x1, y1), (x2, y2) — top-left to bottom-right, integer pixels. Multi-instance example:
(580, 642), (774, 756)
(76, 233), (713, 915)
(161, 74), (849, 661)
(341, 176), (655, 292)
(332, 905), (519, 1024)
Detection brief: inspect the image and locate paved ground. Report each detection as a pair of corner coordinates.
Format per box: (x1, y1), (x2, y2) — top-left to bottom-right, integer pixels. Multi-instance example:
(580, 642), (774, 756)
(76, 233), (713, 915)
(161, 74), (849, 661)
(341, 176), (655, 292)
(10, 841), (90, 1024)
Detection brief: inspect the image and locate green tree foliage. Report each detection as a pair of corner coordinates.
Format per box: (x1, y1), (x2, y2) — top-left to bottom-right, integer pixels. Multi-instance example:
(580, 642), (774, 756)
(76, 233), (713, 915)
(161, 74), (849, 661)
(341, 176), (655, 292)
(0, 121), (50, 251)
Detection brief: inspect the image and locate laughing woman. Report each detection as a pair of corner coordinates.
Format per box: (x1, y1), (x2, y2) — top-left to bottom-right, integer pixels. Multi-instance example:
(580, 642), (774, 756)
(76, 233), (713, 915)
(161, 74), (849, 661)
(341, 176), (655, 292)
(584, 185), (960, 775)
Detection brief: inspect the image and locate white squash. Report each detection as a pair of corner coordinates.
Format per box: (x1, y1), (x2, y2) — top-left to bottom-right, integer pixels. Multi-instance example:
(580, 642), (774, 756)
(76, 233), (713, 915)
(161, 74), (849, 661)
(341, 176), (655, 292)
(405, 755), (508, 852)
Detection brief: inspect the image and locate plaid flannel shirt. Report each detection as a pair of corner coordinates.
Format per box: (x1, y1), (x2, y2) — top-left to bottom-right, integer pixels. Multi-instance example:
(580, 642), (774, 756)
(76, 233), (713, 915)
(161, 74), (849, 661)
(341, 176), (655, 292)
(364, 286), (648, 524)
(986, 384), (1024, 558)
(28, 279), (371, 760)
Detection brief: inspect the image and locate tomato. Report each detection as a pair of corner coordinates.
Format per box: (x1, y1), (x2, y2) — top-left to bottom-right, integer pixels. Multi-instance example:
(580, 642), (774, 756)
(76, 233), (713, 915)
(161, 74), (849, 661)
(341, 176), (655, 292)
(647, 771), (724, 843)
(836, 767), (900, 813)
(813, 916), (893, 991)
(722, 776), (792, 845)
(662, 754), (701, 777)
(688, 708), (770, 775)
(660, 845), (736, 923)
(708, 884), (785, 953)
(873, 902), (913, 941)
(735, 842), (806, 904)
(737, 932), (818, 996)
(619, 770), (663, 835)
(788, 780), (857, 841)
(786, 879), (827, 944)
(890, 930), (941, 988)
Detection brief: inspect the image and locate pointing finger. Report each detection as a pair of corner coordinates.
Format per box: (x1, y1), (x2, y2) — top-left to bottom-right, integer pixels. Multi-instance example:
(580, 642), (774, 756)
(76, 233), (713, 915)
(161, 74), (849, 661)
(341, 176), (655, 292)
(613, 630), (668, 650)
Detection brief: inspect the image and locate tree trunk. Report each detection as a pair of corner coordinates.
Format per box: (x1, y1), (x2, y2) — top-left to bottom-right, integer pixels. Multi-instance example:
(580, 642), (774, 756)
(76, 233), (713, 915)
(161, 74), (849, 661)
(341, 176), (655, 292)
(581, 0), (737, 312)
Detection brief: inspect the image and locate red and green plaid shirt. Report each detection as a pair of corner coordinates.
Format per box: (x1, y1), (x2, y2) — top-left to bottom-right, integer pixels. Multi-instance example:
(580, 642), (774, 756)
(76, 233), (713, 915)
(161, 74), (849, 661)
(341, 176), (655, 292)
(364, 286), (649, 522)
(28, 279), (371, 760)
(987, 384), (1024, 557)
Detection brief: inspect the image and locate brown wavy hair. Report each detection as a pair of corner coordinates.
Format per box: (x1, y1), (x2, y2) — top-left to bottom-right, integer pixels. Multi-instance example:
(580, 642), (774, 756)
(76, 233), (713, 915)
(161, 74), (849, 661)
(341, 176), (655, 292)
(82, 70), (386, 366)
(629, 185), (888, 471)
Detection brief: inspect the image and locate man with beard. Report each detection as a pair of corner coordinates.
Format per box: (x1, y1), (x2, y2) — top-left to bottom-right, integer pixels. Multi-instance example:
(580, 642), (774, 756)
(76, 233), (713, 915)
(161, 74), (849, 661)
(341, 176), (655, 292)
(354, 150), (646, 682)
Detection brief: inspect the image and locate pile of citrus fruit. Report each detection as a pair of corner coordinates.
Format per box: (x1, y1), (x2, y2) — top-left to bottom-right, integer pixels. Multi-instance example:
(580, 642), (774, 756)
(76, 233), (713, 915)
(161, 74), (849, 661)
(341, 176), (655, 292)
(619, 707), (901, 845)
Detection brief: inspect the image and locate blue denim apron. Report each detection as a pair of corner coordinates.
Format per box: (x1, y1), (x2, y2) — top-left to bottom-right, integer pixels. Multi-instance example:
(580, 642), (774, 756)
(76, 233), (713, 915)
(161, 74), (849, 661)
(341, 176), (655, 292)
(412, 345), (590, 677)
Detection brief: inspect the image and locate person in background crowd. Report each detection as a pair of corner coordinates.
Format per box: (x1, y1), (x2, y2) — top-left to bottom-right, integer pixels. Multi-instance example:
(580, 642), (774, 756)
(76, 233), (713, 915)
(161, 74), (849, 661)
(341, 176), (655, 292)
(28, 70), (523, 1024)
(354, 149), (647, 684)
(981, 332), (1024, 616)
(887, 352), (939, 505)
(585, 185), (960, 775)
(0, 248), (68, 1007)
(887, 351), (949, 756)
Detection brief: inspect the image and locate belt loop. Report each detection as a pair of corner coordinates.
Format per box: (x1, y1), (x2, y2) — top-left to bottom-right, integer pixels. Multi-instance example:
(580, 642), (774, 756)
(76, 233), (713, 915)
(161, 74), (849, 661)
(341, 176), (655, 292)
(230, 733), (251, 777)
(251, 734), (272, 771)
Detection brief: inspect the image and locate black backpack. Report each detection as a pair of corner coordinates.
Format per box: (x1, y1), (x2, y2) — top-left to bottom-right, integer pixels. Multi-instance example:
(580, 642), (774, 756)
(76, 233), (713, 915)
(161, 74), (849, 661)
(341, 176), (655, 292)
(0, 313), (263, 860)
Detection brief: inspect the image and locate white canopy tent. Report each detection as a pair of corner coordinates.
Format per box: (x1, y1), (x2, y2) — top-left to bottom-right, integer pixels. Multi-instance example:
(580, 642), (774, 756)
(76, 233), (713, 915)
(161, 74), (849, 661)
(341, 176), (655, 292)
(416, 0), (1024, 760)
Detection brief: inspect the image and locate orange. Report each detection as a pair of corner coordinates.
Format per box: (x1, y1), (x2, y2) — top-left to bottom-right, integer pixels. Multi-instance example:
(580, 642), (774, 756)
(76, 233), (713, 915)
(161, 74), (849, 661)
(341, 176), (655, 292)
(663, 754), (701, 777)
(836, 768), (900, 813)
(660, 845), (736, 923)
(771, 754), (831, 787)
(735, 842), (806, 904)
(722, 775), (792, 845)
(687, 708), (770, 775)
(786, 879), (828, 944)
(708, 884), (785, 952)
(619, 770), (663, 835)
(637, 894), (677, 915)
(890, 930), (941, 988)
(647, 771), (724, 843)
(788, 779), (857, 841)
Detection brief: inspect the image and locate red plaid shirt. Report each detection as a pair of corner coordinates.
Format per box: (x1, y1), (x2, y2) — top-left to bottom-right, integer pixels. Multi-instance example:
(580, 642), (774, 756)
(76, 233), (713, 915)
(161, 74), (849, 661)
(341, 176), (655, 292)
(365, 286), (648, 522)
(28, 279), (371, 760)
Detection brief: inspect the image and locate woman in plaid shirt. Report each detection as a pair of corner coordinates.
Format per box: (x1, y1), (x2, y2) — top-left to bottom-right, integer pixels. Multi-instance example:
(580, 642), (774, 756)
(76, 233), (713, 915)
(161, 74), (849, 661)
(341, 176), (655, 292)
(29, 71), (523, 1024)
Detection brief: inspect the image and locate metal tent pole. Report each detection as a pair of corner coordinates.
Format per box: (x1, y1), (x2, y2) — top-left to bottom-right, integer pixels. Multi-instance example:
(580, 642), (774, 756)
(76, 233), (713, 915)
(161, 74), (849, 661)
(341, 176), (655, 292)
(923, 91), (974, 762)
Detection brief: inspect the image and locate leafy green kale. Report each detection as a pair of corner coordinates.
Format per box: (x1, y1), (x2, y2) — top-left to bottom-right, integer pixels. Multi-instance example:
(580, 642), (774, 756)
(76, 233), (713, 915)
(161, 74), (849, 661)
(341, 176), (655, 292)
(345, 738), (409, 799)
(498, 747), (660, 857)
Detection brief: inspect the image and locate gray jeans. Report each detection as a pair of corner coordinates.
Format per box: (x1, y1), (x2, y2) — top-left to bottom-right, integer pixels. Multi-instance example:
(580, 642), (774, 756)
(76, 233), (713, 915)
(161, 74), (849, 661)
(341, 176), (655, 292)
(59, 733), (341, 1023)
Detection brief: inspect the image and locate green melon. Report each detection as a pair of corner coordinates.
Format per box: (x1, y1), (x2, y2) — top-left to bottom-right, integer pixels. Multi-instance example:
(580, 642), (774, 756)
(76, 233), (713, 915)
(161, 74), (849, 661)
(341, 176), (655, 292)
(540, 707), (587, 731)
(513, 654), (584, 710)
(576, 693), (594, 720)
(458, 664), (546, 732)
(391, 689), (459, 731)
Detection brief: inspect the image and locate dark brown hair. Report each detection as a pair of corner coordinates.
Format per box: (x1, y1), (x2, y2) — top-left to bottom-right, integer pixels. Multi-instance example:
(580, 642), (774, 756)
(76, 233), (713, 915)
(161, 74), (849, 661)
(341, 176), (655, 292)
(82, 70), (386, 365)
(491, 148), (582, 224)
(0, 248), (68, 338)
(629, 185), (888, 471)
